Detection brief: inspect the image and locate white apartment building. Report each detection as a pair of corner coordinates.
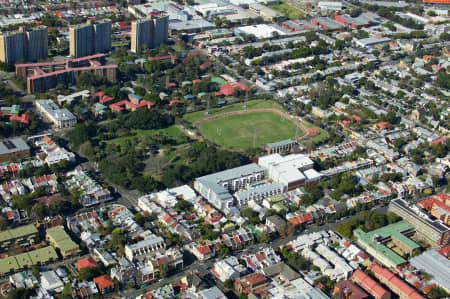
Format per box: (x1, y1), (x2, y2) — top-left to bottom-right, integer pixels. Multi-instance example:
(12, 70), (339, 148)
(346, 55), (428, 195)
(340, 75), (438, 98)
(125, 235), (165, 261)
(194, 163), (265, 212)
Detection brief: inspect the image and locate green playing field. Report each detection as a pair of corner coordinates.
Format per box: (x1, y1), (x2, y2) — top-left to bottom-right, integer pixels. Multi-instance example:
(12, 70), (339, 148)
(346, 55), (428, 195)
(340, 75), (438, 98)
(198, 111), (301, 149)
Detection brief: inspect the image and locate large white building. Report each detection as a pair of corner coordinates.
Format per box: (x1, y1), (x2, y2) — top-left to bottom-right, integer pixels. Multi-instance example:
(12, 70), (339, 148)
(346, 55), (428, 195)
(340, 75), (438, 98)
(35, 100), (77, 128)
(124, 235), (165, 261)
(194, 163), (265, 212)
(258, 154), (319, 190)
(212, 256), (246, 282)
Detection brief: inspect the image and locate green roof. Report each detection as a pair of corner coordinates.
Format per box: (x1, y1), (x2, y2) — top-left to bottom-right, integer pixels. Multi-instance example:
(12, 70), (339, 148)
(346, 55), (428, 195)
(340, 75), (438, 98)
(56, 238), (79, 253)
(0, 256), (20, 274)
(211, 77), (227, 85)
(28, 247), (58, 264)
(0, 247), (58, 275)
(46, 226), (79, 254)
(0, 224), (38, 243)
(1, 105), (20, 114)
(269, 195), (285, 203)
(15, 253), (33, 268)
(354, 221), (419, 267)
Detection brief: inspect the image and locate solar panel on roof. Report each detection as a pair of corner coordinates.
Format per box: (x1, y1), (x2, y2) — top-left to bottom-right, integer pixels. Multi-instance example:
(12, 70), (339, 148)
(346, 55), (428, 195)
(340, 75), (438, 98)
(3, 140), (16, 150)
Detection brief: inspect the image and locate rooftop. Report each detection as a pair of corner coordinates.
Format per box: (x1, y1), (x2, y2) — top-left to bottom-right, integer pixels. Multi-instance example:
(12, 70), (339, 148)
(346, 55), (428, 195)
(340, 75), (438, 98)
(354, 221), (418, 266)
(0, 224), (37, 243)
(0, 138), (30, 156)
(410, 249), (450, 291)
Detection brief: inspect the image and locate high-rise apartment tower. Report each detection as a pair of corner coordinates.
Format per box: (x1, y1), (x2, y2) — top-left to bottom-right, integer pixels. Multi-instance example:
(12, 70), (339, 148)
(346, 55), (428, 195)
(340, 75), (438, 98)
(131, 15), (168, 53)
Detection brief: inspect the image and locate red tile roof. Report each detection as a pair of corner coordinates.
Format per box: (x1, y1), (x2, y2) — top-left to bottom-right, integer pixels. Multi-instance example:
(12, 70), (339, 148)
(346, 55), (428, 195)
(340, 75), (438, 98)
(218, 85), (234, 96)
(431, 137), (446, 144)
(375, 121), (389, 129)
(351, 269), (390, 299)
(10, 114), (30, 124)
(231, 82), (248, 91)
(93, 275), (114, 290)
(238, 273), (267, 288)
(369, 263), (424, 299)
(334, 280), (369, 299)
(200, 62), (213, 69)
(197, 246), (211, 255)
(77, 256), (97, 271)
(163, 214), (172, 223)
(352, 114), (362, 122)
(418, 196), (450, 213)
(437, 245), (450, 257)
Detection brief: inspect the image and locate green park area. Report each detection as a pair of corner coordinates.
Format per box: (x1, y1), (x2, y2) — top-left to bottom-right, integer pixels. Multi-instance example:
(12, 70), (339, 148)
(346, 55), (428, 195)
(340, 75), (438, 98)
(198, 112), (301, 149)
(183, 100), (284, 124)
(106, 125), (185, 146)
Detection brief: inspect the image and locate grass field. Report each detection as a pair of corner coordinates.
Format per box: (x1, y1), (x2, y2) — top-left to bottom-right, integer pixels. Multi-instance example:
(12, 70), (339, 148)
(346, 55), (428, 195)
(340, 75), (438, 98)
(198, 112), (301, 149)
(106, 125), (185, 145)
(269, 3), (304, 19)
(183, 100), (284, 124)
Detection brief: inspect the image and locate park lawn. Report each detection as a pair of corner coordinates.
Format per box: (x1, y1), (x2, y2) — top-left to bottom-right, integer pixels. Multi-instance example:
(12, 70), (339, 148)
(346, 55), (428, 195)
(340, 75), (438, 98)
(198, 112), (300, 149)
(106, 125), (184, 145)
(183, 100), (285, 124)
(269, 3), (304, 19)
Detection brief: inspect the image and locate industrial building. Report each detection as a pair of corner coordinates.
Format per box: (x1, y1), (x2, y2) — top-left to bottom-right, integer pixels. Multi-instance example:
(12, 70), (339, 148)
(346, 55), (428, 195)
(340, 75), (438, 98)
(0, 26), (48, 64)
(389, 199), (450, 246)
(131, 15), (169, 53)
(248, 3), (283, 21)
(410, 249), (450, 292)
(355, 37), (391, 48)
(70, 19), (112, 58)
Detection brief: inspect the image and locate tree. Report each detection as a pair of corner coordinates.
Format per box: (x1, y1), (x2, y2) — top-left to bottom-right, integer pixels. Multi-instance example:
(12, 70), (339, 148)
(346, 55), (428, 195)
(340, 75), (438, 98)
(6, 288), (34, 299)
(224, 279), (233, 289)
(217, 244), (231, 258)
(0, 215), (7, 230)
(66, 122), (97, 149)
(135, 213), (145, 226)
(174, 200), (192, 213)
(256, 230), (270, 243)
(386, 212), (400, 224)
(78, 266), (103, 281)
(109, 228), (126, 252)
(60, 283), (73, 299)
(77, 72), (99, 88)
(427, 287), (448, 299)
(32, 265), (40, 279)
(127, 280), (136, 289)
